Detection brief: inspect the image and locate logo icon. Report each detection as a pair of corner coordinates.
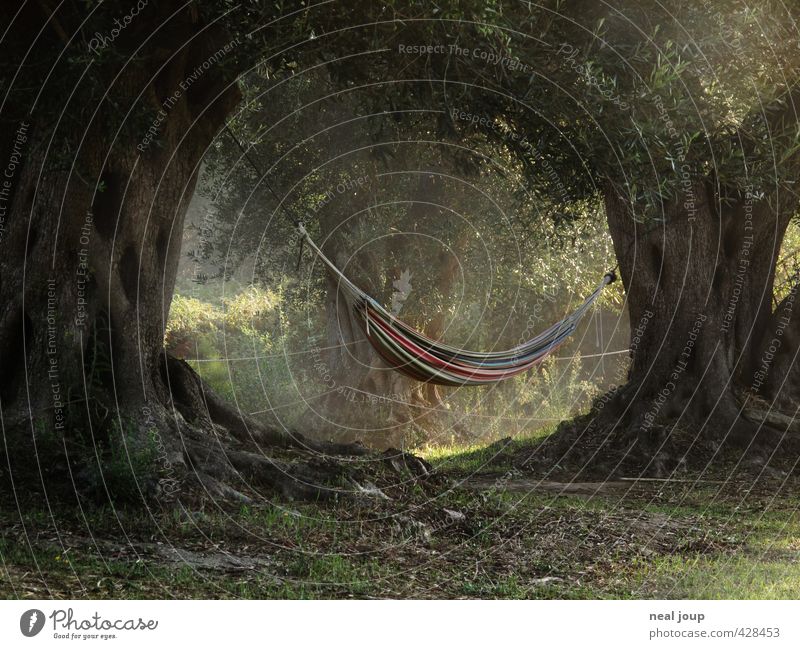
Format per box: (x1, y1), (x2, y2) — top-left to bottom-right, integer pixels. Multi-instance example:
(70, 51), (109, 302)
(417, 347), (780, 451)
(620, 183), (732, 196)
(20, 609), (45, 637)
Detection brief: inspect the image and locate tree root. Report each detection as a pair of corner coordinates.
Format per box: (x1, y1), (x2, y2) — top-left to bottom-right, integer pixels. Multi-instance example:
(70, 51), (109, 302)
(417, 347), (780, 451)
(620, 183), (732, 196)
(148, 354), (430, 505)
(163, 354), (369, 457)
(509, 382), (800, 480)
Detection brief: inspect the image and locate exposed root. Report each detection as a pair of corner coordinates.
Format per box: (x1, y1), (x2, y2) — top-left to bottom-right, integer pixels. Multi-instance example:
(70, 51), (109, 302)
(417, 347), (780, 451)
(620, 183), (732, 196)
(743, 405), (800, 436)
(0, 354), (432, 507)
(194, 472), (253, 504)
(224, 448), (345, 501)
(141, 354), (432, 504)
(505, 382), (800, 480)
(382, 448), (433, 478)
(164, 354), (369, 458)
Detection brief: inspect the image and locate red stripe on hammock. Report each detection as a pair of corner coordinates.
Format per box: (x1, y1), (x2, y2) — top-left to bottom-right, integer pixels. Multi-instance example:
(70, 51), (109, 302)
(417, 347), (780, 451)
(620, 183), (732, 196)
(365, 306), (558, 381)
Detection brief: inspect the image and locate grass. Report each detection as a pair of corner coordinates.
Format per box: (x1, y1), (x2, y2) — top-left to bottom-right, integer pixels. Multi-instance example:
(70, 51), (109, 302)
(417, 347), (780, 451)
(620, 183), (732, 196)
(414, 426), (554, 474)
(2, 440), (799, 599)
(623, 497), (800, 599)
(629, 555), (800, 599)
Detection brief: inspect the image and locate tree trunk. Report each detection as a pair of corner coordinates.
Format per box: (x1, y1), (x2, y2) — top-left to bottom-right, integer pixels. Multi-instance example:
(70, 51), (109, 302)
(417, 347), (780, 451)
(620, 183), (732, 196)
(545, 179), (798, 474)
(308, 182), (420, 448)
(307, 170), (474, 447)
(748, 286), (800, 419)
(0, 3), (382, 505)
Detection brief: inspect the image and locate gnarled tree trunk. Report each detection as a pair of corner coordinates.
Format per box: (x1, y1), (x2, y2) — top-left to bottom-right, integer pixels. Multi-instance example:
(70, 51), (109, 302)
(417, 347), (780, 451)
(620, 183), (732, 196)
(536, 179), (795, 475)
(0, 2), (383, 505)
(552, 178), (798, 474)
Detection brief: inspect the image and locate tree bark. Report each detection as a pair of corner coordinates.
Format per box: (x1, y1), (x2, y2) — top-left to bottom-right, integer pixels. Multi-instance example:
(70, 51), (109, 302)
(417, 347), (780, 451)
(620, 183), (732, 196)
(562, 178), (799, 473)
(0, 2), (380, 504)
(307, 177), (421, 447)
(750, 286), (800, 415)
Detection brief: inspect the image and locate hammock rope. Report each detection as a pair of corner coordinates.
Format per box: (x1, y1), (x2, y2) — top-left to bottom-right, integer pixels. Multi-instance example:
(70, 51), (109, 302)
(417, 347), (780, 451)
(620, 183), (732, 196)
(221, 125), (616, 387)
(297, 224), (615, 386)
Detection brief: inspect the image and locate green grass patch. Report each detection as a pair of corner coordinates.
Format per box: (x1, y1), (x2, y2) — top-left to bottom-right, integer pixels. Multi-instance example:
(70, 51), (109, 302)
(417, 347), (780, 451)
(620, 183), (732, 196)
(416, 427), (554, 473)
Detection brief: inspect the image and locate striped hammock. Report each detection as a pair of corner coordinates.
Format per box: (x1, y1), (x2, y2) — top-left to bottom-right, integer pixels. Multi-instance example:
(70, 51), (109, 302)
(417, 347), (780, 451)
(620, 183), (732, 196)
(298, 224), (615, 386)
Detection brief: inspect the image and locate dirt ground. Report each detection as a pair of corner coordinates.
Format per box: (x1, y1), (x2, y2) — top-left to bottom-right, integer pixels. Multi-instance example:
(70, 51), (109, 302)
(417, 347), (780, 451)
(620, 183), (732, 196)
(2, 452), (799, 599)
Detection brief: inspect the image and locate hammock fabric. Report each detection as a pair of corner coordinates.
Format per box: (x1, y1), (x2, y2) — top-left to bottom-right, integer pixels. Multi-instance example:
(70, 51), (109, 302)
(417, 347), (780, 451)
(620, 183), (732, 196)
(297, 224), (615, 387)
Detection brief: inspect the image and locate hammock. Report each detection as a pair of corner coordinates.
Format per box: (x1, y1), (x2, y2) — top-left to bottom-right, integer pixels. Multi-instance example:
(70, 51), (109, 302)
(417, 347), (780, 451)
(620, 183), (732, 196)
(297, 224), (615, 386)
